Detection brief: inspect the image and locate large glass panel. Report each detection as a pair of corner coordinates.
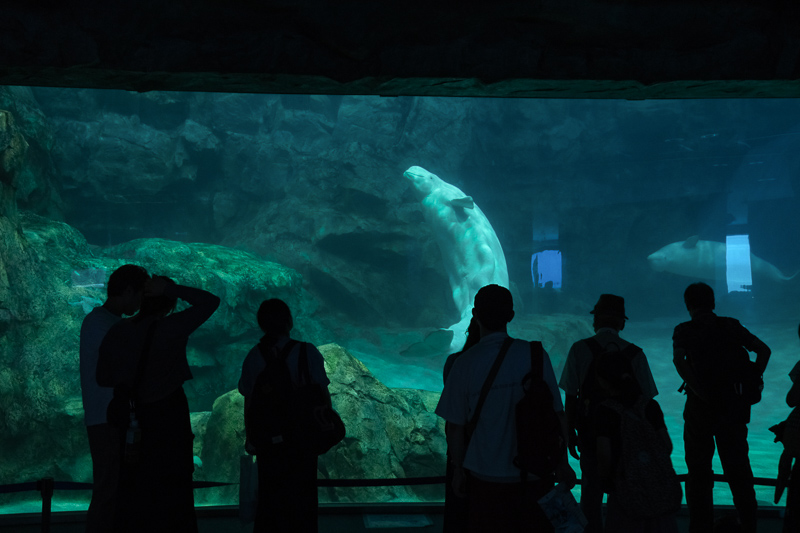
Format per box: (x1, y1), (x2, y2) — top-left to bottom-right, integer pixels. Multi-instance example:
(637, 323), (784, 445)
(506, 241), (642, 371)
(0, 88), (798, 512)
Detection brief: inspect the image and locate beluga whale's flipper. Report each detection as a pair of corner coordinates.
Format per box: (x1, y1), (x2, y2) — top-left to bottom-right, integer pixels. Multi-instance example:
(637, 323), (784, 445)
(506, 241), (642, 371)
(404, 166), (509, 351)
(449, 197), (474, 209)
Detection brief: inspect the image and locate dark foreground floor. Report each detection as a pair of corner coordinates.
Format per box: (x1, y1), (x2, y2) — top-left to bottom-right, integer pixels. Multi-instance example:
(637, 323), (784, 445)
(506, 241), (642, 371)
(0, 505), (790, 533)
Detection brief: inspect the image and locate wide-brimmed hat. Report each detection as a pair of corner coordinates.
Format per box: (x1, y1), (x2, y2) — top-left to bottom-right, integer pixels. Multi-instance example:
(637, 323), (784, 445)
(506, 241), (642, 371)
(590, 294), (627, 320)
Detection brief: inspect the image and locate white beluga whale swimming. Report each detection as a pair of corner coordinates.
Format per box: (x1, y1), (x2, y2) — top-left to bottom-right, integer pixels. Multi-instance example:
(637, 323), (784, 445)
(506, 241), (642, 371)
(647, 236), (797, 282)
(403, 165), (509, 352)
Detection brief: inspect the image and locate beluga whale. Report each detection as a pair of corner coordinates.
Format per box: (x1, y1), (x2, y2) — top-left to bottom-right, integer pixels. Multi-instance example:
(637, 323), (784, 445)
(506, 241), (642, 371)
(404, 166), (509, 352)
(647, 236), (797, 283)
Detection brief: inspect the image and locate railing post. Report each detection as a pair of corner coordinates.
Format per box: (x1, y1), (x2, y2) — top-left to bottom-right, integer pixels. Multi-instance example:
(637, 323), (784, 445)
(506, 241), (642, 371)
(37, 477), (53, 533)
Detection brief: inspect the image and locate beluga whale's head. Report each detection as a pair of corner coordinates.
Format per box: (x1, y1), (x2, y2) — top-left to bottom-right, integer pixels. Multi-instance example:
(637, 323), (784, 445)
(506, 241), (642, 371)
(647, 249), (669, 272)
(646, 236), (715, 279)
(404, 166), (437, 196)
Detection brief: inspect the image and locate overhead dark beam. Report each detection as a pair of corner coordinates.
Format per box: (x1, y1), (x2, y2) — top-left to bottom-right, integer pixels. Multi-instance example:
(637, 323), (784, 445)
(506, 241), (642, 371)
(3, 69), (800, 99)
(0, 1), (799, 98)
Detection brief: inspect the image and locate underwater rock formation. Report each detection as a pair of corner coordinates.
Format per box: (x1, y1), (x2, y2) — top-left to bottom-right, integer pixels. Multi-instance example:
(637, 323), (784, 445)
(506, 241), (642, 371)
(0, 87), (62, 219)
(0, 208), (452, 504)
(0, 211), (327, 487)
(99, 237), (332, 409)
(404, 165), (509, 350)
(0, 212), (111, 487)
(31, 89), (473, 329)
(0, 98), (83, 490)
(197, 343), (446, 505)
(101, 238), (310, 338)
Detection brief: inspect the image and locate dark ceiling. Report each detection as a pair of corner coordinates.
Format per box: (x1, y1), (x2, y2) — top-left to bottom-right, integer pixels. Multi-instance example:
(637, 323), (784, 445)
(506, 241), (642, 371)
(2, 1), (800, 99)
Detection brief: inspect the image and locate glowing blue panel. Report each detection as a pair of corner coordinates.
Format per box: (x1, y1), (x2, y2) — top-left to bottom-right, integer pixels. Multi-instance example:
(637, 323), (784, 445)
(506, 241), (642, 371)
(726, 234), (752, 293)
(531, 250), (562, 289)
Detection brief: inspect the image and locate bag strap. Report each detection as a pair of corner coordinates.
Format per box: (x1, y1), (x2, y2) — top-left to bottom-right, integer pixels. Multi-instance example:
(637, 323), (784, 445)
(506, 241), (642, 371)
(467, 336), (514, 436)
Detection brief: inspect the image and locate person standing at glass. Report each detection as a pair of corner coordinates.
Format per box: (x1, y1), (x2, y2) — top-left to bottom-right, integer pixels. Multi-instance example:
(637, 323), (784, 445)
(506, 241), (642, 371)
(98, 275), (220, 533)
(79, 264), (149, 533)
(239, 299), (332, 533)
(436, 284), (576, 533)
(673, 282), (770, 533)
(559, 294), (658, 533)
(771, 323), (800, 533)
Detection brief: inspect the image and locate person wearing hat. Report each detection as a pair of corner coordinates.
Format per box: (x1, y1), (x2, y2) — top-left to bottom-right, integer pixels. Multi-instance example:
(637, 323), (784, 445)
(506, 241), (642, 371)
(559, 294), (659, 533)
(673, 282), (770, 533)
(436, 284), (576, 533)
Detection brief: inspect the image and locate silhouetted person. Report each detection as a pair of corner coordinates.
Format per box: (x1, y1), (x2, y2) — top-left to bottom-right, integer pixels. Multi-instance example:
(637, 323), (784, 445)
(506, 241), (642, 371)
(442, 317), (480, 533)
(559, 294), (658, 533)
(773, 323), (800, 533)
(239, 299), (332, 533)
(79, 264), (149, 533)
(97, 275), (220, 533)
(436, 284), (576, 533)
(673, 282), (770, 533)
(594, 353), (679, 533)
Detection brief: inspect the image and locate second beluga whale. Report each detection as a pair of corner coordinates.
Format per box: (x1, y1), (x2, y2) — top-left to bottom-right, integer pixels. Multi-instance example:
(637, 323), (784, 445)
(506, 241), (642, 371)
(647, 236), (798, 283)
(404, 165), (509, 352)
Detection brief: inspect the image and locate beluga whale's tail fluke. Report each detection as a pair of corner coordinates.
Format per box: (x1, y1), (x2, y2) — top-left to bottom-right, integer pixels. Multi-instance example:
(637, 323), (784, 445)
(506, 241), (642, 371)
(403, 166), (509, 351)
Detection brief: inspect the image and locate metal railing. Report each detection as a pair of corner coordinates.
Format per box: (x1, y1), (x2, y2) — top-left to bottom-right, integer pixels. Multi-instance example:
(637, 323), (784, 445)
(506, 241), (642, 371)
(0, 473), (783, 532)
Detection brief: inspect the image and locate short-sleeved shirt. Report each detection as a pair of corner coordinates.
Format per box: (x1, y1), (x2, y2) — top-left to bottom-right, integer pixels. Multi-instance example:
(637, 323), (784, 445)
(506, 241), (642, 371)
(80, 306), (122, 426)
(673, 312), (765, 421)
(435, 332), (562, 482)
(672, 313), (762, 357)
(239, 336), (331, 397)
(559, 328), (658, 400)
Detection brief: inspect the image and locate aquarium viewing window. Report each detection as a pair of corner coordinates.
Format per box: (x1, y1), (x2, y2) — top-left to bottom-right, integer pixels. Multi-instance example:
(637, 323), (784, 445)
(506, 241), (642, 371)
(1, 88), (800, 513)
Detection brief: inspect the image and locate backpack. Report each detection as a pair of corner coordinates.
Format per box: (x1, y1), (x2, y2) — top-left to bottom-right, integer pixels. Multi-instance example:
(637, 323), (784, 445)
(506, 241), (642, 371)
(577, 338), (640, 422)
(514, 341), (566, 480)
(245, 340), (296, 451)
(605, 397), (682, 519)
(680, 316), (763, 407)
(245, 340), (345, 456)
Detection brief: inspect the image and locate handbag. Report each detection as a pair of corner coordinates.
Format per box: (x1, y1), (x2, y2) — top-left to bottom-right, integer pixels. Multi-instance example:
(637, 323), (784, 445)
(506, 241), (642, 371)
(292, 342), (346, 456)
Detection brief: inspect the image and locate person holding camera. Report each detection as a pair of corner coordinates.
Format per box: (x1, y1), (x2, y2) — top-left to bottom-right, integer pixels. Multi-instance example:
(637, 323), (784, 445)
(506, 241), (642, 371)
(98, 275), (220, 533)
(79, 264), (149, 533)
